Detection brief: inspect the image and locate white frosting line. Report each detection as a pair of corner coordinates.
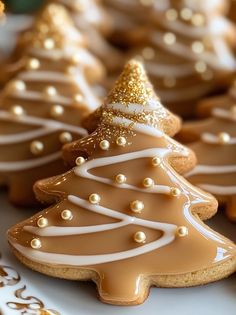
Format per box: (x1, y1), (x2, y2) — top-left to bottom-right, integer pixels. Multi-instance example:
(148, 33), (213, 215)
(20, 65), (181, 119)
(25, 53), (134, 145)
(106, 101), (163, 114)
(19, 71), (73, 83)
(0, 110), (88, 144)
(197, 184), (236, 195)
(146, 61), (195, 78)
(201, 133), (236, 145)
(212, 108), (236, 121)
(186, 164), (236, 176)
(0, 151), (61, 172)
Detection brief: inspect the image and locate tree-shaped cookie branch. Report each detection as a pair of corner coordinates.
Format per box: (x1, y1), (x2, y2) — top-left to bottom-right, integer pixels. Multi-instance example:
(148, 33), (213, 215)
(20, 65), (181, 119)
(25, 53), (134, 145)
(180, 82), (236, 221)
(8, 61), (236, 305)
(0, 4), (101, 206)
(107, 0), (236, 117)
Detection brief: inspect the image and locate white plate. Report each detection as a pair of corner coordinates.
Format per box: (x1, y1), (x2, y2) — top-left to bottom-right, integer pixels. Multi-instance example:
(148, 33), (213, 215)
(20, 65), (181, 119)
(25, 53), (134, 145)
(1, 191), (236, 315)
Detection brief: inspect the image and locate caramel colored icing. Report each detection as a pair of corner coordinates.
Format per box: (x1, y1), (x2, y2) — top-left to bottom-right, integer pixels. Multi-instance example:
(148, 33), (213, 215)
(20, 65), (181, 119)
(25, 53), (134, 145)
(182, 83), (236, 220)
(0, 4), (101, 205)
(8, 60), (236, 304)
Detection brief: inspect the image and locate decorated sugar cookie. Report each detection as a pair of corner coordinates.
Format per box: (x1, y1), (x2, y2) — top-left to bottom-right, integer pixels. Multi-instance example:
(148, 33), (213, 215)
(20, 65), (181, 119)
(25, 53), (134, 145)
(8, 60), (236, 306)
(0, 4), (101, 206)
(106, 0), (236, 117)
(180, 82), (236, 221)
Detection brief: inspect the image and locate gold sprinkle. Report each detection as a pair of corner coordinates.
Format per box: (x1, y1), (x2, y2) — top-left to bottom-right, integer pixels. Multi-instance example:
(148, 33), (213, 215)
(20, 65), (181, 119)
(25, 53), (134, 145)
(191, 41), (204, 54)
(192, 13), (205, 26)
(163, 32), (176, 45)
(195, 61), (207, 73)
(180, 8), (192, 20)
(166, 9), (178, 21)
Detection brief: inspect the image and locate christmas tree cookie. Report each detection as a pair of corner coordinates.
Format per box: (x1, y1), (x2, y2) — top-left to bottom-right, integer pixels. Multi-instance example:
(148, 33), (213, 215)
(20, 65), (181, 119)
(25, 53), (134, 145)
(8, 60), (236, 305)
(180, 82), (236, 221)
(0, 4), (101, 206)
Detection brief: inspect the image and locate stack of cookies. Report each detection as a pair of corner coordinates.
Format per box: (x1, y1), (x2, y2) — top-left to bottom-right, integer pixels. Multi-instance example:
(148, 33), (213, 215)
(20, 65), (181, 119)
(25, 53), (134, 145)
(1, 0), (236, 308)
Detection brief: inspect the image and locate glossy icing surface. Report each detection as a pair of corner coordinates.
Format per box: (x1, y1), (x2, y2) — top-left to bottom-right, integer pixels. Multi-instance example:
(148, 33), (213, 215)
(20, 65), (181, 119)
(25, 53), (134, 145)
(9, 61), (236, 302)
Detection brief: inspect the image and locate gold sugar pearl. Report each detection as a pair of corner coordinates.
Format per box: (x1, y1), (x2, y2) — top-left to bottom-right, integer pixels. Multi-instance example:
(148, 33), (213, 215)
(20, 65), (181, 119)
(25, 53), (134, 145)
(44, 86), (57, 98)
(61, 209), (73, 221)
(30, 141), (44, 155)
(8, 80), (26, 92)
(37, 217), (48, 228)
(130, 200), (144, 213)
(163, 32), (176, 45)
(170, 187), (181, 197)
(116, 136), (127, 147)
(31, 238), (42, 249)
(27, 58), (40, 70)
(71, 53), (81, 65)
(66, 66), (76, 75)
(134, 231), (146, 243)
(50, 105), (64, 118)
(100, 140), (110, 150)
(166, 8), (178, 21)
(115, 174), (127, 184)
(218, 132), (230, 144)
(44, 38), (55, 50)
(142, 47), (155, 60)
(191, 13), (205, 26)
(76, 156), (85, 166)
(142, 177), (154, 188)
(89, 193), (101, 204)
(176, 226), (188, 237)
(73, 94), (83, 104)
(191, 41), (204, 54)
(180, 8), (193, 20)
(59, 132), (73, 144)
(10, 105), (24, 116)
(195, 61), (207, 73)
(152, 156), (161, 167)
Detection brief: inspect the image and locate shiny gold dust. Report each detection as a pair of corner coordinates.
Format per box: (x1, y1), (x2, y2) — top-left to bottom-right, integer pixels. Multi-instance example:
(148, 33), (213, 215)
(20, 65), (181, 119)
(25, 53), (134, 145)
(106, 60), (155, 106)
(61, 209), (73, 221)
(31, 238), (42, 249)
(37, 217), (48, 228)
(166, 9), (178, 21)
(176, 226), (188, 237)
(163, 32), (176, 45)
(218, 132), (231, 144)
(115, 174), (127, 184)
(30, 141), (44, 155)
(130, 200), (144, 213)
(59, 132), (73, 144)
(50, 105), (64, 118)
(142, 47), (155, 60)
(76, 156), (85, 166)
(134, 231), (146, 243)
(10, 105), (25, 116)
(89, 193), (101, 204)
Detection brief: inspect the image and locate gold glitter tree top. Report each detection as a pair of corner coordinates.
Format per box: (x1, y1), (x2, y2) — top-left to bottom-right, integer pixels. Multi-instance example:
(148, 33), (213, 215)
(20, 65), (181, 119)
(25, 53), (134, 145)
(23, 4), (85, 49)
(107, 59), (158, 106)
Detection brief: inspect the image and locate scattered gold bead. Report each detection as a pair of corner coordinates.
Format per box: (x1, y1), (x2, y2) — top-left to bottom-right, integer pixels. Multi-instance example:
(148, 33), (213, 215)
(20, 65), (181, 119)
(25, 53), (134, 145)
(99, 139), (110, 150)
(8, 80), (26, 92)
(134, 231), (146, 243)
(176, 226), (188, 237)
(191, 13), (205, 26)
(10, 105), (24, 116)
(218, 132), (230, 144)
(76, 156), (85, 166)
(37, 217), (48, 228)
(180, 8), (192, 20)
(66, 66), (76, 75)
(73, 94), (83, 104)
(152, 156), (161, 167)
(130, 200), (144, 213)
(61, 209), (73, 221)
(166, 8), (178, 21)
(142, 177), (154, 188)
(44, 38), (55, 50)
(116, 136), (127, 147)
(142, 47), (155, 60)
(50, 105), (64, 118)
(70, 53), (81, 65)
(31, 238), (42, 249)
(30, 141), (44, 155)
(44, 86), (57, 98)
(195, 61), (207, 73)
(27, 58), (40, 70)
(191, 41), (204, 54)
(170, 187), (181, 197)
(59, 132), (73, 144)
(89, 193), (101, 204)
(163, 32), (176, 45)
(115, 174), (126, 184)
